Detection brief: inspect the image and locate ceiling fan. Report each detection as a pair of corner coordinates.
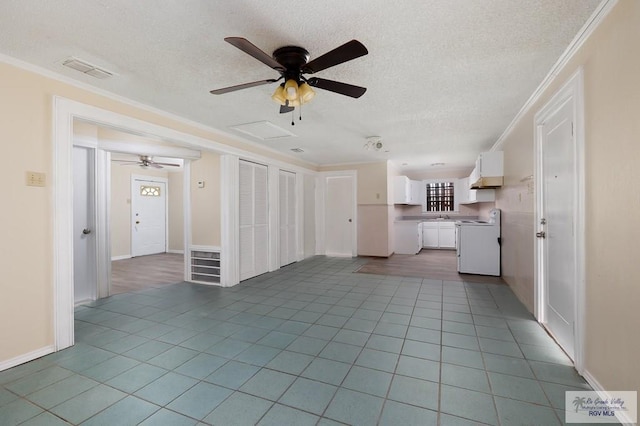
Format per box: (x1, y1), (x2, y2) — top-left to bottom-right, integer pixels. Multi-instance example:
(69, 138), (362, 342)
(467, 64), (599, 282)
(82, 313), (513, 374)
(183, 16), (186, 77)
(210, 37), (368, 114)
(112, 155), (180, 169)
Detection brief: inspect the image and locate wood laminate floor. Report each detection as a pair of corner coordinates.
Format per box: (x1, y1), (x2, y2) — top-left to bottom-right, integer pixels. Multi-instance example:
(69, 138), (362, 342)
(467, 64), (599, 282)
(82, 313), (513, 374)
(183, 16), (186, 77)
(111, 252), (184, 295)
(357, 249), (506, 285)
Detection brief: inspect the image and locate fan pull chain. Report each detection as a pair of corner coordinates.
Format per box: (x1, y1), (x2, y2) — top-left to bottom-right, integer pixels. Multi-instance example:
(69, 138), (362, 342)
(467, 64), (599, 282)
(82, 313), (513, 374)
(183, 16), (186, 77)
(291, 110), (295, 126)
(299, 103), (302, 121)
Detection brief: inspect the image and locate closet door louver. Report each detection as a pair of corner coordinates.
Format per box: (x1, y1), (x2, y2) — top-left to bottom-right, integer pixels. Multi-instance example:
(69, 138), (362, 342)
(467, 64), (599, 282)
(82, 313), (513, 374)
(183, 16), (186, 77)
(279, 170), (297, 267)
(239, 160), (269, 281)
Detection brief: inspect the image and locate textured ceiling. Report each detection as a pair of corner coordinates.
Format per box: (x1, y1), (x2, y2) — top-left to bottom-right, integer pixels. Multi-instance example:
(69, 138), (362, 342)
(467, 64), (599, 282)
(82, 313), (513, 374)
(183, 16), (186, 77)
(0, 0), (601, 171)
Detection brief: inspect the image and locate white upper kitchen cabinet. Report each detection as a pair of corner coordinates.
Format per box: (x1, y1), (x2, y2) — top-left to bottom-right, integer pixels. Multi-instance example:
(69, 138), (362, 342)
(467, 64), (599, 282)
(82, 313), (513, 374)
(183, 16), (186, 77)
(469, 151), (504, 188)
(410, 180), (425, 206)
(457, 177), (470, 204)
(394, 176), (423, 205)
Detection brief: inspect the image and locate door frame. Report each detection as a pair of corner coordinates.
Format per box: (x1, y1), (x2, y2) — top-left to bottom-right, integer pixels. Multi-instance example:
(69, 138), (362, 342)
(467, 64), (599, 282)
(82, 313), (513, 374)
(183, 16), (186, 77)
(316, 170), (358, 257)
(54, 97), (317, 352)
(534, 68), (585, 372)
(130, 175), (169, 257)
(72, 145), (98, 304)
(54, 98), (204, 351)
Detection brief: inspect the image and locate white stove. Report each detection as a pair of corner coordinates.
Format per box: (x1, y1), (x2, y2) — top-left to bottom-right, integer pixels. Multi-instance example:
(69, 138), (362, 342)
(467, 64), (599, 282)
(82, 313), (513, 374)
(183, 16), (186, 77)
(455, 209), (501, 276)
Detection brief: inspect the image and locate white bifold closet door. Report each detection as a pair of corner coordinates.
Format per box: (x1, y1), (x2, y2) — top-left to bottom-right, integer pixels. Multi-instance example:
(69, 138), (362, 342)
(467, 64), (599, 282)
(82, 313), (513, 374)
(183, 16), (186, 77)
(279, 170), (297, 267)
(239, 160), (269, 281)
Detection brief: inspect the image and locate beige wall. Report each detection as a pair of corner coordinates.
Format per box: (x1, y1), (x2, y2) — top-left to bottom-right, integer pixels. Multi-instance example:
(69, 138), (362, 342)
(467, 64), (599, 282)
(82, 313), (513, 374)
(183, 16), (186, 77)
(0, 60), (312, 363)
(1, 64), (55, 360)
(168, 172), (184, 252)
(496, 1), (640, 392)
(320, 162), (390, 205)
(190, 152), (221, 247)
(303, 174), (316, 258)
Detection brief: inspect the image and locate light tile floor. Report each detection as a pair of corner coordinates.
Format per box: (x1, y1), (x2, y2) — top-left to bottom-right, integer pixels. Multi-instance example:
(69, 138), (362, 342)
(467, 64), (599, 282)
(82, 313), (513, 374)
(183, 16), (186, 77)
(0, 256), (604, 425)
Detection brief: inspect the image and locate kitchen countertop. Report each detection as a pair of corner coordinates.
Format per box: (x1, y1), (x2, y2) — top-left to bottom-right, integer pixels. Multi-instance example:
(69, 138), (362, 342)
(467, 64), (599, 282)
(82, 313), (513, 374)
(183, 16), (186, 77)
(395, 216), (480, 223)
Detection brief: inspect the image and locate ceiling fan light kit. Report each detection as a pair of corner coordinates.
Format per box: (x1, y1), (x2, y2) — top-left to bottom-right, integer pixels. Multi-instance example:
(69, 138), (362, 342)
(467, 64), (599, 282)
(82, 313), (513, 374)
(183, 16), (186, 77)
(271, 85), (287, 104)
(284, 79), (298, 101)
(210, 37), (368, 122)
(298, 82), (316, 103)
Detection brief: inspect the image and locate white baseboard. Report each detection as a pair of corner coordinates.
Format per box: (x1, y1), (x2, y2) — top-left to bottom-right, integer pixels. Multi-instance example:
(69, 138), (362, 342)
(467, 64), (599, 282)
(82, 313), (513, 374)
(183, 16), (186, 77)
(0, 345), (55, 372)
(582, 369), (637, 426)
(111, 254), (131, 261)
(325, 252), (353, 258)
(167, 249), (184, 254)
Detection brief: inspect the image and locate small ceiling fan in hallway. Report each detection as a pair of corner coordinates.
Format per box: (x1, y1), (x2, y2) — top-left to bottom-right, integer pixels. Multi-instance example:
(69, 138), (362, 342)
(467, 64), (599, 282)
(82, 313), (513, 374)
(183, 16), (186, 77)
(112, 155), (179, 169)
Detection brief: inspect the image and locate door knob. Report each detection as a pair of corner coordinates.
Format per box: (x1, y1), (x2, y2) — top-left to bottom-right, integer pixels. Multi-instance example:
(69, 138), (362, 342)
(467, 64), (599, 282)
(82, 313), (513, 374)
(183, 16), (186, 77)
(136, 221), (140, 224)
(348, 219), (352, 222)
(536, 231), (546, 238)
(82, 228), (91, 235)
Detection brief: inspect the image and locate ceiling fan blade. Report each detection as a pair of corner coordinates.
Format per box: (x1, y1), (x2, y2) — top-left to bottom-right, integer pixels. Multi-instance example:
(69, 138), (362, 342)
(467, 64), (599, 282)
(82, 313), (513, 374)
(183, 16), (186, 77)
(224, 37), (285, 71)
(210, 79), (278, 95)
(113, 160), (141, 165)
(307, 77), (367, 98)
(280, 105), (295, 114)
(302, 40), (368, 74)
(149, 163), (163, 169)
(153, 162), (180, 167)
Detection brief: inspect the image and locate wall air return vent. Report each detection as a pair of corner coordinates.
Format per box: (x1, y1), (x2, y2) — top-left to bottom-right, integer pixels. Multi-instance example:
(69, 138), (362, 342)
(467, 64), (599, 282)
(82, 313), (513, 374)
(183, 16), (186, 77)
(62, 58), (113, 79)
(190, 247), (220, 284)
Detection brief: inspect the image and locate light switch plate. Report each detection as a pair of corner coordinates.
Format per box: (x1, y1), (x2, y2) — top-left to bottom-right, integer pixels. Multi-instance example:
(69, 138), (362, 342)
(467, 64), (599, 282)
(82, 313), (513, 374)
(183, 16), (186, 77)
(26, 171), (46, 187)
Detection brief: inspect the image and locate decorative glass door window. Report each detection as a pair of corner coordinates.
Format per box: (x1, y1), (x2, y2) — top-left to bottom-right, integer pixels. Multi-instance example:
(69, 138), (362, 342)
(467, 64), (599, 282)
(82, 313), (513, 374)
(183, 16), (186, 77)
(140, 185), (161, 196)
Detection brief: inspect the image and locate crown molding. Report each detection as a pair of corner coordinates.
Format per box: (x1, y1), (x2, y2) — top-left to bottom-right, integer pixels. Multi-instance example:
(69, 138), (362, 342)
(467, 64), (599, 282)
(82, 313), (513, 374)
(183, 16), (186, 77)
(490, 0), (618, 152)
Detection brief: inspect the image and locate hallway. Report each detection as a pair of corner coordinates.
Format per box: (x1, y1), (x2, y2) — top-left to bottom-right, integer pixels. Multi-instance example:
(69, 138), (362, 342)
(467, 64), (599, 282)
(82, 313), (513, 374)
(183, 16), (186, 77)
(0, 256), (594, 425)
(111, 253), (184, 295)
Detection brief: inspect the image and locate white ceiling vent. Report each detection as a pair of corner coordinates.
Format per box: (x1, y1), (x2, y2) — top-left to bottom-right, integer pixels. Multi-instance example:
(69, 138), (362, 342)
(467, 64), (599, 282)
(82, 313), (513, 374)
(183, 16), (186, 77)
(230, 121), (296, 140)
(62, 58), (113, 79)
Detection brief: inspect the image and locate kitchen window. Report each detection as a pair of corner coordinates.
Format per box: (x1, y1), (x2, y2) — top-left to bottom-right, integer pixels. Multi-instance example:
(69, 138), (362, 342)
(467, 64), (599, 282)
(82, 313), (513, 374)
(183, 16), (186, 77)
(424, 181), (454, 212)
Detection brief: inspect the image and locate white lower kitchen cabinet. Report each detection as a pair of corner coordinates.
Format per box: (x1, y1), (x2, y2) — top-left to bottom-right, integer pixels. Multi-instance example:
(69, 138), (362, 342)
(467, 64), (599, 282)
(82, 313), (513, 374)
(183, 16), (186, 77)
(394, 221), (422, 254)
(421, 222), (439, 248)
(421, 221), (456, 250)
(438, 222), (456, 249)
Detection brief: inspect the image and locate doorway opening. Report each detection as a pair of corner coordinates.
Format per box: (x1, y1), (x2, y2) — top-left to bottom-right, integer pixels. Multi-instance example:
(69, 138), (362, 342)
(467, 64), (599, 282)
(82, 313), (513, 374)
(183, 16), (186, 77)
(72, 122), (192, 302)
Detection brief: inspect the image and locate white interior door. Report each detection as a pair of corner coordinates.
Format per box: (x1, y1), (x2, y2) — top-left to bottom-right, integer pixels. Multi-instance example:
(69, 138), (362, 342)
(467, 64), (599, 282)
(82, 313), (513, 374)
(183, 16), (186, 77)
(131, 177), (167, 257)
(239, 161), (269, 280)
(539, 97), (576, 360)
(73, 146), (96, 305)
(279, 170), (296, 267)
(325, 175), (355, 257)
